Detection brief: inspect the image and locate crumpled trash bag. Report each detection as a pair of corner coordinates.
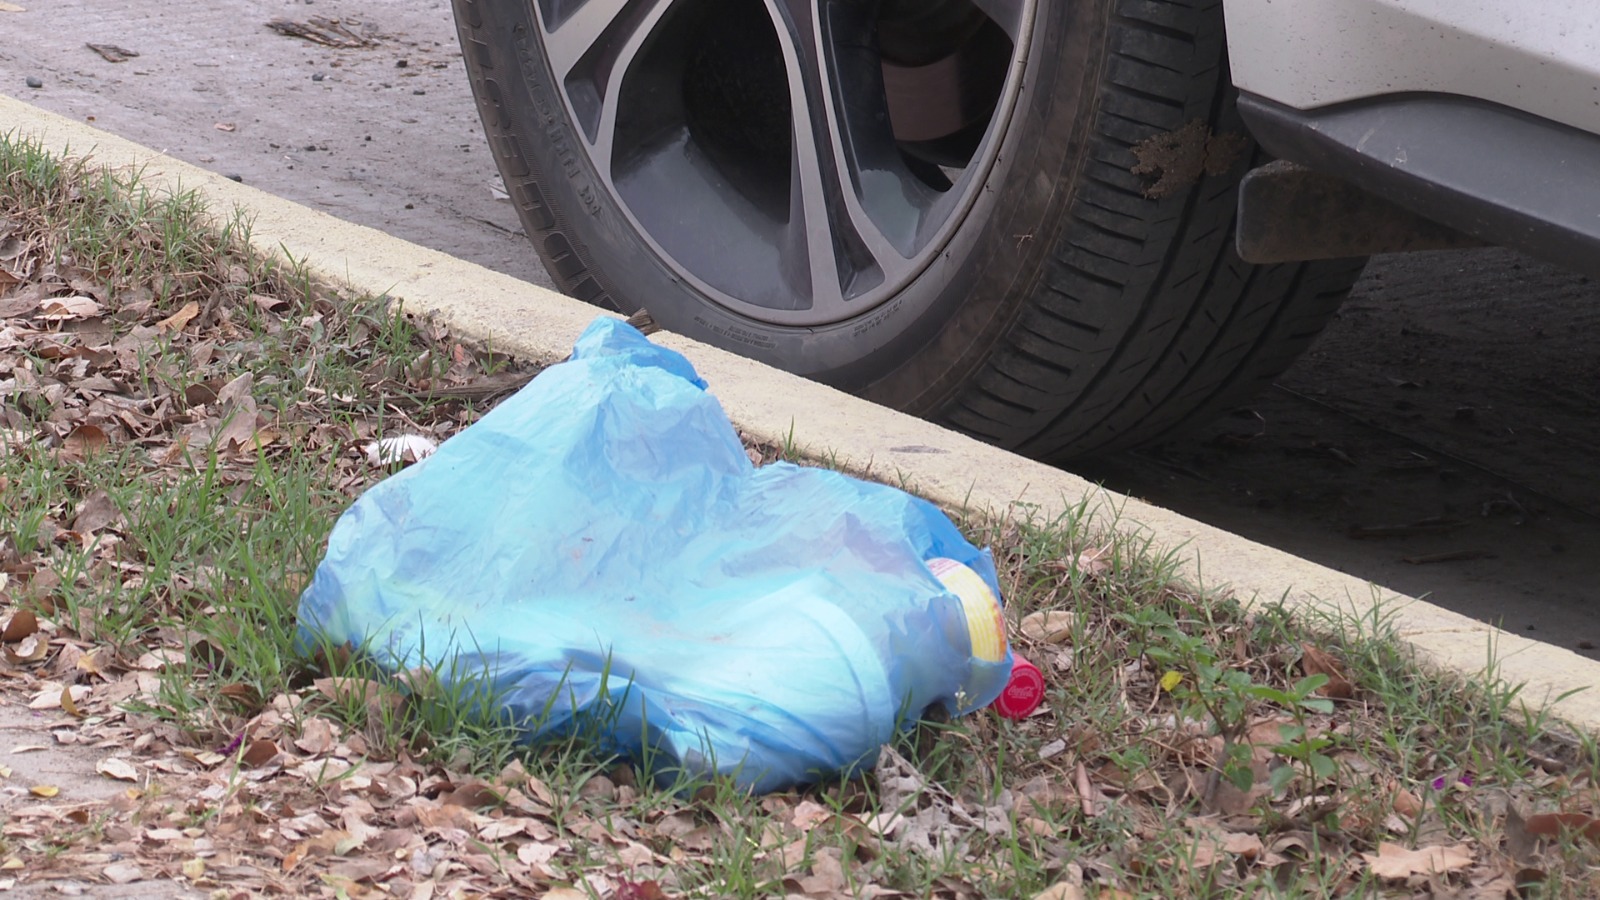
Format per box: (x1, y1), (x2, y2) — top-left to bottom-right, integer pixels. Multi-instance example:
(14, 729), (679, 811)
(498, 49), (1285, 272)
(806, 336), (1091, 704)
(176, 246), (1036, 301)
(295, 316), (1013, 793)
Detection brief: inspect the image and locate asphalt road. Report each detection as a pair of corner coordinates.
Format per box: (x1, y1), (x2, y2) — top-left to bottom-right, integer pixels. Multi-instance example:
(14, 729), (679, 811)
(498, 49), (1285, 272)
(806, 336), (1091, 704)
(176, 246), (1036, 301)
(3, 0), (1596, 653)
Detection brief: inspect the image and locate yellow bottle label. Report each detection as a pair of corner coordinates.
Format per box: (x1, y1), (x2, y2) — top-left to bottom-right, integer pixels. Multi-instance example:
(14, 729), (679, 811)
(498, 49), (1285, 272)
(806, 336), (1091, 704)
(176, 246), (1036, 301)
(927, 558), (1008, 663)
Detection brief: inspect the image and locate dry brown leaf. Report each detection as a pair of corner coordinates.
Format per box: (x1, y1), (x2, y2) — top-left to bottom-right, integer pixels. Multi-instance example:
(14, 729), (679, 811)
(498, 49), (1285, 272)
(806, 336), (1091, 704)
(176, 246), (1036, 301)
(1242, 716), (1310, 757)
(0, 609), (37, 642)
(96, 757), (139, 781)
(217, 682), (261, 709)
(72, 488), (122, 533)
(1462, 875), (1521, 899)
(577, 774), (615, 801)
(1362, 841), (1473, 880)
(1185, 816), (1265, 866)
(833, 814), (881, 861)
(131, 649), (178, 670)
(791, 800), (832, 832)
(1209, 758), (1273, 816)
(215, 403), (262, 452)
(1017, 816), (1056, 838)
(294, 716), (338, 755)
(29, 683), (89, 710)
(59, 683), (84, 717)
(517, 841), (560, 867)
(1075, 761), (1097, 817)
(542, 889), (590, 900)
(102, 862), (143, 884)
(1075, 546), (1112, 578)
(0, 293), (37, 315)
(794, 847), (849, 895)
(28, 785), (58, 797)
(156, 301), (200, 333)
(75, 647), (108, 677)
(477, 817), (534, 841)
(1300, 644), (1355, 699)
(241, 738), (280, 767)
(1017, 775), (1079, 814)
(188, 637), (229, 674)
(38, 295), (102, 320)
(314, 676), (386, 703)
(1481, 797), (1532, 851)
(413, 802), (478, 830)
(1220, 831), (1264, 859)
(614, 841), (654, 867)
(181, 380), (219, 408)
(61, 423), (110, 458)
(216, 371), (254, 405)
(1020, 610), (1075, 644)
(1392, 785), (1423, 818)
(655, 811), (698, 839)
(6, 634), (49, 663)
(442, 780), (503, 809)
(326, 857), (390, 883)
(280, 841), (308, 874)
(249, 292), (286, 312)
(1522, 811), (1600, 842)
(524, 775), (557, 807)
(615, 881), (670, 900)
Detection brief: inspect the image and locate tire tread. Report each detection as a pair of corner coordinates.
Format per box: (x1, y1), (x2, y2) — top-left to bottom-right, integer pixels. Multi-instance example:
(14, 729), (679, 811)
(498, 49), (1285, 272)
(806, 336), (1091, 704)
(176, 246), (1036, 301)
(938, 0), (1363, 457)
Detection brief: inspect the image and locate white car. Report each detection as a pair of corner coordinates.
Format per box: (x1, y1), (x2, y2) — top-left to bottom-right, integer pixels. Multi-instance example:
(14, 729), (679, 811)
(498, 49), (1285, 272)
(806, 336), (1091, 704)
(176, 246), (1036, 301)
(451, 0), (1598, 458)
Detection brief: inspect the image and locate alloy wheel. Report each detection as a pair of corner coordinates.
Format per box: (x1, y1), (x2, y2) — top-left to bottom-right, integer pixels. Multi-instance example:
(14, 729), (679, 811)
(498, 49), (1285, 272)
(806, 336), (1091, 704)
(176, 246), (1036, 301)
(537, 0), (1037, 325)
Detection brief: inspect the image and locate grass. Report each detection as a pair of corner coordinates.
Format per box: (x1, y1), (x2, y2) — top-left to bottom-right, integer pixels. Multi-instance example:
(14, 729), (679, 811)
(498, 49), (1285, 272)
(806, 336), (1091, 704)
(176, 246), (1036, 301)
(3, 132), (1600, 898)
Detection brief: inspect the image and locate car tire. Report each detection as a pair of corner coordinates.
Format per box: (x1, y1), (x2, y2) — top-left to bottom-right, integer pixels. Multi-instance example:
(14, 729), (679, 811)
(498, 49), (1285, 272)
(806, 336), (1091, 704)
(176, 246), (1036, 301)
(453, 0), (1366, 459)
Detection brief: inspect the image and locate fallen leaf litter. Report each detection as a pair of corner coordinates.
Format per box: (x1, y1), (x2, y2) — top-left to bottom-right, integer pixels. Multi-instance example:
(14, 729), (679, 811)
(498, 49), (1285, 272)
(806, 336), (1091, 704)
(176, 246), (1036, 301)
(1, 147), (1598, 897)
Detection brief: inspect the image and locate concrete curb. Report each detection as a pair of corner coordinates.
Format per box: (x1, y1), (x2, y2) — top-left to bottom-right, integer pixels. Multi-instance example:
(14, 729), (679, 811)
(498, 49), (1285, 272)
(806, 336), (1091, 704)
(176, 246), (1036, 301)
(7, 93), (1597, 732)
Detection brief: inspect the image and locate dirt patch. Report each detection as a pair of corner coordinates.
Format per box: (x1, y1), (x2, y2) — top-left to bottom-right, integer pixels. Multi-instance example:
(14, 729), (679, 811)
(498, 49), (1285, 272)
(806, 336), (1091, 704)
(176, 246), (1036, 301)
(0, 704), (129, 810)
(1130, 119), (1250, 198)
(0, 706), (206, 899)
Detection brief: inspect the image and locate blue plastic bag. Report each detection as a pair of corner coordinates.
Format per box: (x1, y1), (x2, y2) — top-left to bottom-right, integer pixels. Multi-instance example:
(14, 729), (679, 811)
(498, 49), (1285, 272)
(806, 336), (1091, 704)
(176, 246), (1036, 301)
(295, 317), (1013, 793)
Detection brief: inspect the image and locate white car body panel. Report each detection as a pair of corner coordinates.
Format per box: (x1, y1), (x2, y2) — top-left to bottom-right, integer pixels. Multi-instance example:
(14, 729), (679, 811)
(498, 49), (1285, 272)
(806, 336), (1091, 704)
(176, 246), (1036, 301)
(1224, 0), (1600, 135)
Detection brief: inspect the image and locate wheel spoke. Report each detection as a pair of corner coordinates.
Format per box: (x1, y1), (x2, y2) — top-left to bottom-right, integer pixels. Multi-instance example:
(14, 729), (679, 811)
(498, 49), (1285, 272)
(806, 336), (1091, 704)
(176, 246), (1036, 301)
(766, 0), (923, 314)
(544, 0), (679, 174)
(540, 0), (676, 84)
(787, 119), (850, 314)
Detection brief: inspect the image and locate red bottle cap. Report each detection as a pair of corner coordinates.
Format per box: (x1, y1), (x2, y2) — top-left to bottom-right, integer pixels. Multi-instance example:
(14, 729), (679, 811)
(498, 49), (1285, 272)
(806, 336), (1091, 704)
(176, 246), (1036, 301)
(992, 654), (1044, 720)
